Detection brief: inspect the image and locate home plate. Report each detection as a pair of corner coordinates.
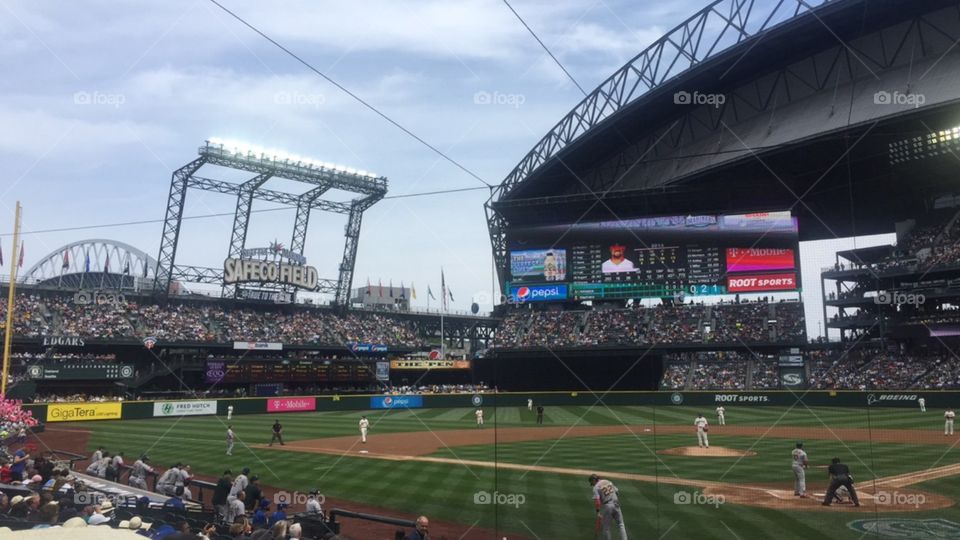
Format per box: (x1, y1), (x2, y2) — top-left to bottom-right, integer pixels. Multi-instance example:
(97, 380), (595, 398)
(359, 450), (369, 454)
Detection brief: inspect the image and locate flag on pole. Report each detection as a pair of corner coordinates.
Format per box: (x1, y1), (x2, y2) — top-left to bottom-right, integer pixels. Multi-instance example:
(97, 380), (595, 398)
(427, 285), (436, 300)
(84, 252), (90, 273)
(389, 280), (394, 298)
(378, 279), (383, 297)
(0, 244), (5, 267)
(411, 283), (417, 300)
(143, 258), (149, 278)
(448, 287), (454, 302)
(441, 269), (448, 311)
(123, 260), (130, 275)
(17, 242), (24, 268)
(366, 278), (372, 295)
(104, 253), (110, 273)
(400, 281), (406, 299)
(62, 250), (69, 270)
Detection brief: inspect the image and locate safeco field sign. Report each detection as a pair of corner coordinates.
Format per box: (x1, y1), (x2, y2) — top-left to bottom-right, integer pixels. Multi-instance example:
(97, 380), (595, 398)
(47, 403), (122, 422)
(153, 400), (217, 417)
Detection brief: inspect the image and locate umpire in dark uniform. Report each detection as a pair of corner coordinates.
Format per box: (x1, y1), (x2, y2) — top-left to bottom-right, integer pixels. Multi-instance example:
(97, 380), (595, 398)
(822, 457), (860, 507)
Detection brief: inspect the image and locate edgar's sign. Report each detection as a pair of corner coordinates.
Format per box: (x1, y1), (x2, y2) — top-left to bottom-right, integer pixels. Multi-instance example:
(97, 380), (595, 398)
(223, 258), (318, 290)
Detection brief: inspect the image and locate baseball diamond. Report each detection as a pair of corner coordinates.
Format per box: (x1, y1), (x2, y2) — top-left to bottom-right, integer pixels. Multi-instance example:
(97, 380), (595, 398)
(33, 400), (960, 539)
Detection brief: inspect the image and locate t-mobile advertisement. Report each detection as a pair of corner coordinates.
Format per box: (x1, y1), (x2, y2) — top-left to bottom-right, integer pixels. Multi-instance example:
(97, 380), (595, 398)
(267, 397), (316, 413)
(727, 272), (797, 293)
(726, 248), (795, 273)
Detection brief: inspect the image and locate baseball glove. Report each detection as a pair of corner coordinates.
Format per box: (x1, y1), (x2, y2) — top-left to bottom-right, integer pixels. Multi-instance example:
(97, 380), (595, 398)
(703, 426), (709, 432)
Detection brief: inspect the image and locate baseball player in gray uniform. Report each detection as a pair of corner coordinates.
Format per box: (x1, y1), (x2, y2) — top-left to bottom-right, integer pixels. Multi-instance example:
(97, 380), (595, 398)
(590, 474), (627, 540)
(791, 442), (809, 498)
(128, 455), (154, 490)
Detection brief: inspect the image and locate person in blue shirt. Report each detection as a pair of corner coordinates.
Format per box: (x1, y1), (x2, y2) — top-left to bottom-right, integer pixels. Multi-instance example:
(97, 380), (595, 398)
(252, 499), (270, 528)
(10, 449), (27, 482)
(163, 486), (186, 512)
(269, 502), (287, 526)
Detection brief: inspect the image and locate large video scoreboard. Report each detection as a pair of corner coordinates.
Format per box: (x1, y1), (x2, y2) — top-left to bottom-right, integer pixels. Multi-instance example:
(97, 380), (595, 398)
(506, 211), (800, 301)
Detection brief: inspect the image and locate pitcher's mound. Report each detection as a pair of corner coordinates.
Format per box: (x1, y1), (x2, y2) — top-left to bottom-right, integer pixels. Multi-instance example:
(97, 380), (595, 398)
(657, 446), (756, 457)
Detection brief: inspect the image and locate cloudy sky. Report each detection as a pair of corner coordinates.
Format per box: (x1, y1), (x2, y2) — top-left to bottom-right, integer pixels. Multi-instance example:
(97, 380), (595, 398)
(0, 0), (884, 337)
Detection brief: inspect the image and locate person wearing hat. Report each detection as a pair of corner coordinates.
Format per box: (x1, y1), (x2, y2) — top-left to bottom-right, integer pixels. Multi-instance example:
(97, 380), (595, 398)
(268, 502), (287, 526)
(822, 457), (861, 507)
(244, 476), (262, 511)
(156, 463), (182, 496)
(230, 467), (251, 499)
(88, 500), (114, 525)
(252, 499), (270, 528)
(62, 516), (88, 529)
(305, 490), (323, 515)
(212, 470), (233, 522)
(589, 474), (627, 540)
(129, 455), (154, 490)
(163, 486), (187, 513)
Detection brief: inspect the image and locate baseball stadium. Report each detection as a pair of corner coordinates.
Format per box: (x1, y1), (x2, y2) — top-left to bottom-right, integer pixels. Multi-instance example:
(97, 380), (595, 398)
(5, 0), (960, 539)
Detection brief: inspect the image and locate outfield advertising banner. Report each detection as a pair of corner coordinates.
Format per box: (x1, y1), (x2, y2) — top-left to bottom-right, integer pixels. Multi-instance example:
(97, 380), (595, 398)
(47, 402), (122, 422)
(152, 400), (217, 417)
(232, 341), (283, 351)
(370, 395), (423, 409)
(267, 397), (316, 413)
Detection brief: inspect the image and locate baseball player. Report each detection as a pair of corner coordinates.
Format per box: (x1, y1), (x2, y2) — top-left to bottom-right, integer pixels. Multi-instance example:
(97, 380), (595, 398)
(791, 442), (808, 498)
(226, 426), (235, 456)
(269, 420), (285, 446)
(359, 416), (370, 443)
(128, 455), (154, 490)
(716, 406), (726, 426)
(918, 397), (926, 413)
(230, 467), (250, 499)
(305, 490), (323, 515)
(527, 398), (533, 411)
(85, 447), (105, 476)
(590, 474), (627, 540)
(227, 405), (234, 420)
(475, 408), (484, 428)
(694, 414), (709, 448)
(945, 409), (955, 435)
(157, 463), (182, 496)
(536, 405), (544, 425)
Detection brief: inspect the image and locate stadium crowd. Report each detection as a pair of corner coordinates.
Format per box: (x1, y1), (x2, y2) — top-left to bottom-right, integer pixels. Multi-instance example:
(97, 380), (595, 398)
(496, 299), (805, 348)
(3, 295), (426, 349)
(806, 348), (960, 390)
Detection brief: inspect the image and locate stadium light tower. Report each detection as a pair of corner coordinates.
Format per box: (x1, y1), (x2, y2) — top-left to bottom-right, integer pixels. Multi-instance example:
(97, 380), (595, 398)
(153, 139), (387, 306)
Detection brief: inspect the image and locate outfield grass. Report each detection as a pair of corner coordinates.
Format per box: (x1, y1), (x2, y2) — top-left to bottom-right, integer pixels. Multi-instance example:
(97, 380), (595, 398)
(66, 406), (960, 539)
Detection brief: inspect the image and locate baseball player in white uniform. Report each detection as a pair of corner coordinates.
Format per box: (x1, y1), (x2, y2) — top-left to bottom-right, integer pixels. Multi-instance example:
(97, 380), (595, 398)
(227, 405), (234, 420)
(157, 464), (182, 496)
(945, 409), (955, 435)
(226, 426), (235, 456)
(359, 416), (370, 443)
(716, 406), (726, 426)
(590, 474), (627, 540)
(694, 414), (709, 448)
(527, 399), (533, 411)
(791, 442), (808, 498)
(918, 397), (926, 413)
(475, 408), (484, 427)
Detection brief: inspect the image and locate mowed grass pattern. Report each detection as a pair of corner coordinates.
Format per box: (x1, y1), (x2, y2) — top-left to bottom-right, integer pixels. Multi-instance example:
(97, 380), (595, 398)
(66, 405), (960, 539)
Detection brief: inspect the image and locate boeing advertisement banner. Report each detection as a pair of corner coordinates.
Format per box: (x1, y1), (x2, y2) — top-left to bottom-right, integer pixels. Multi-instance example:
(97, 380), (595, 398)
(509, 284), (568, 303)
(370, 395), (424, 409)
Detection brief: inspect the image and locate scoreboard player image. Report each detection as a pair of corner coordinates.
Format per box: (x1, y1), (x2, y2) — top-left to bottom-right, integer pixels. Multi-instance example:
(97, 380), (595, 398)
(510, 249), (567, 282)
(601, 244), (636, 274)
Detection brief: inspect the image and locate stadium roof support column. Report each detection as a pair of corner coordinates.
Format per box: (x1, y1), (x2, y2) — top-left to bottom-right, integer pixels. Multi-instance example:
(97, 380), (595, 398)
(334, 197), (375, 307)
(290, 187), (328, 256)
(223, 173), (272, 297)
(154, 157), (205, 296)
